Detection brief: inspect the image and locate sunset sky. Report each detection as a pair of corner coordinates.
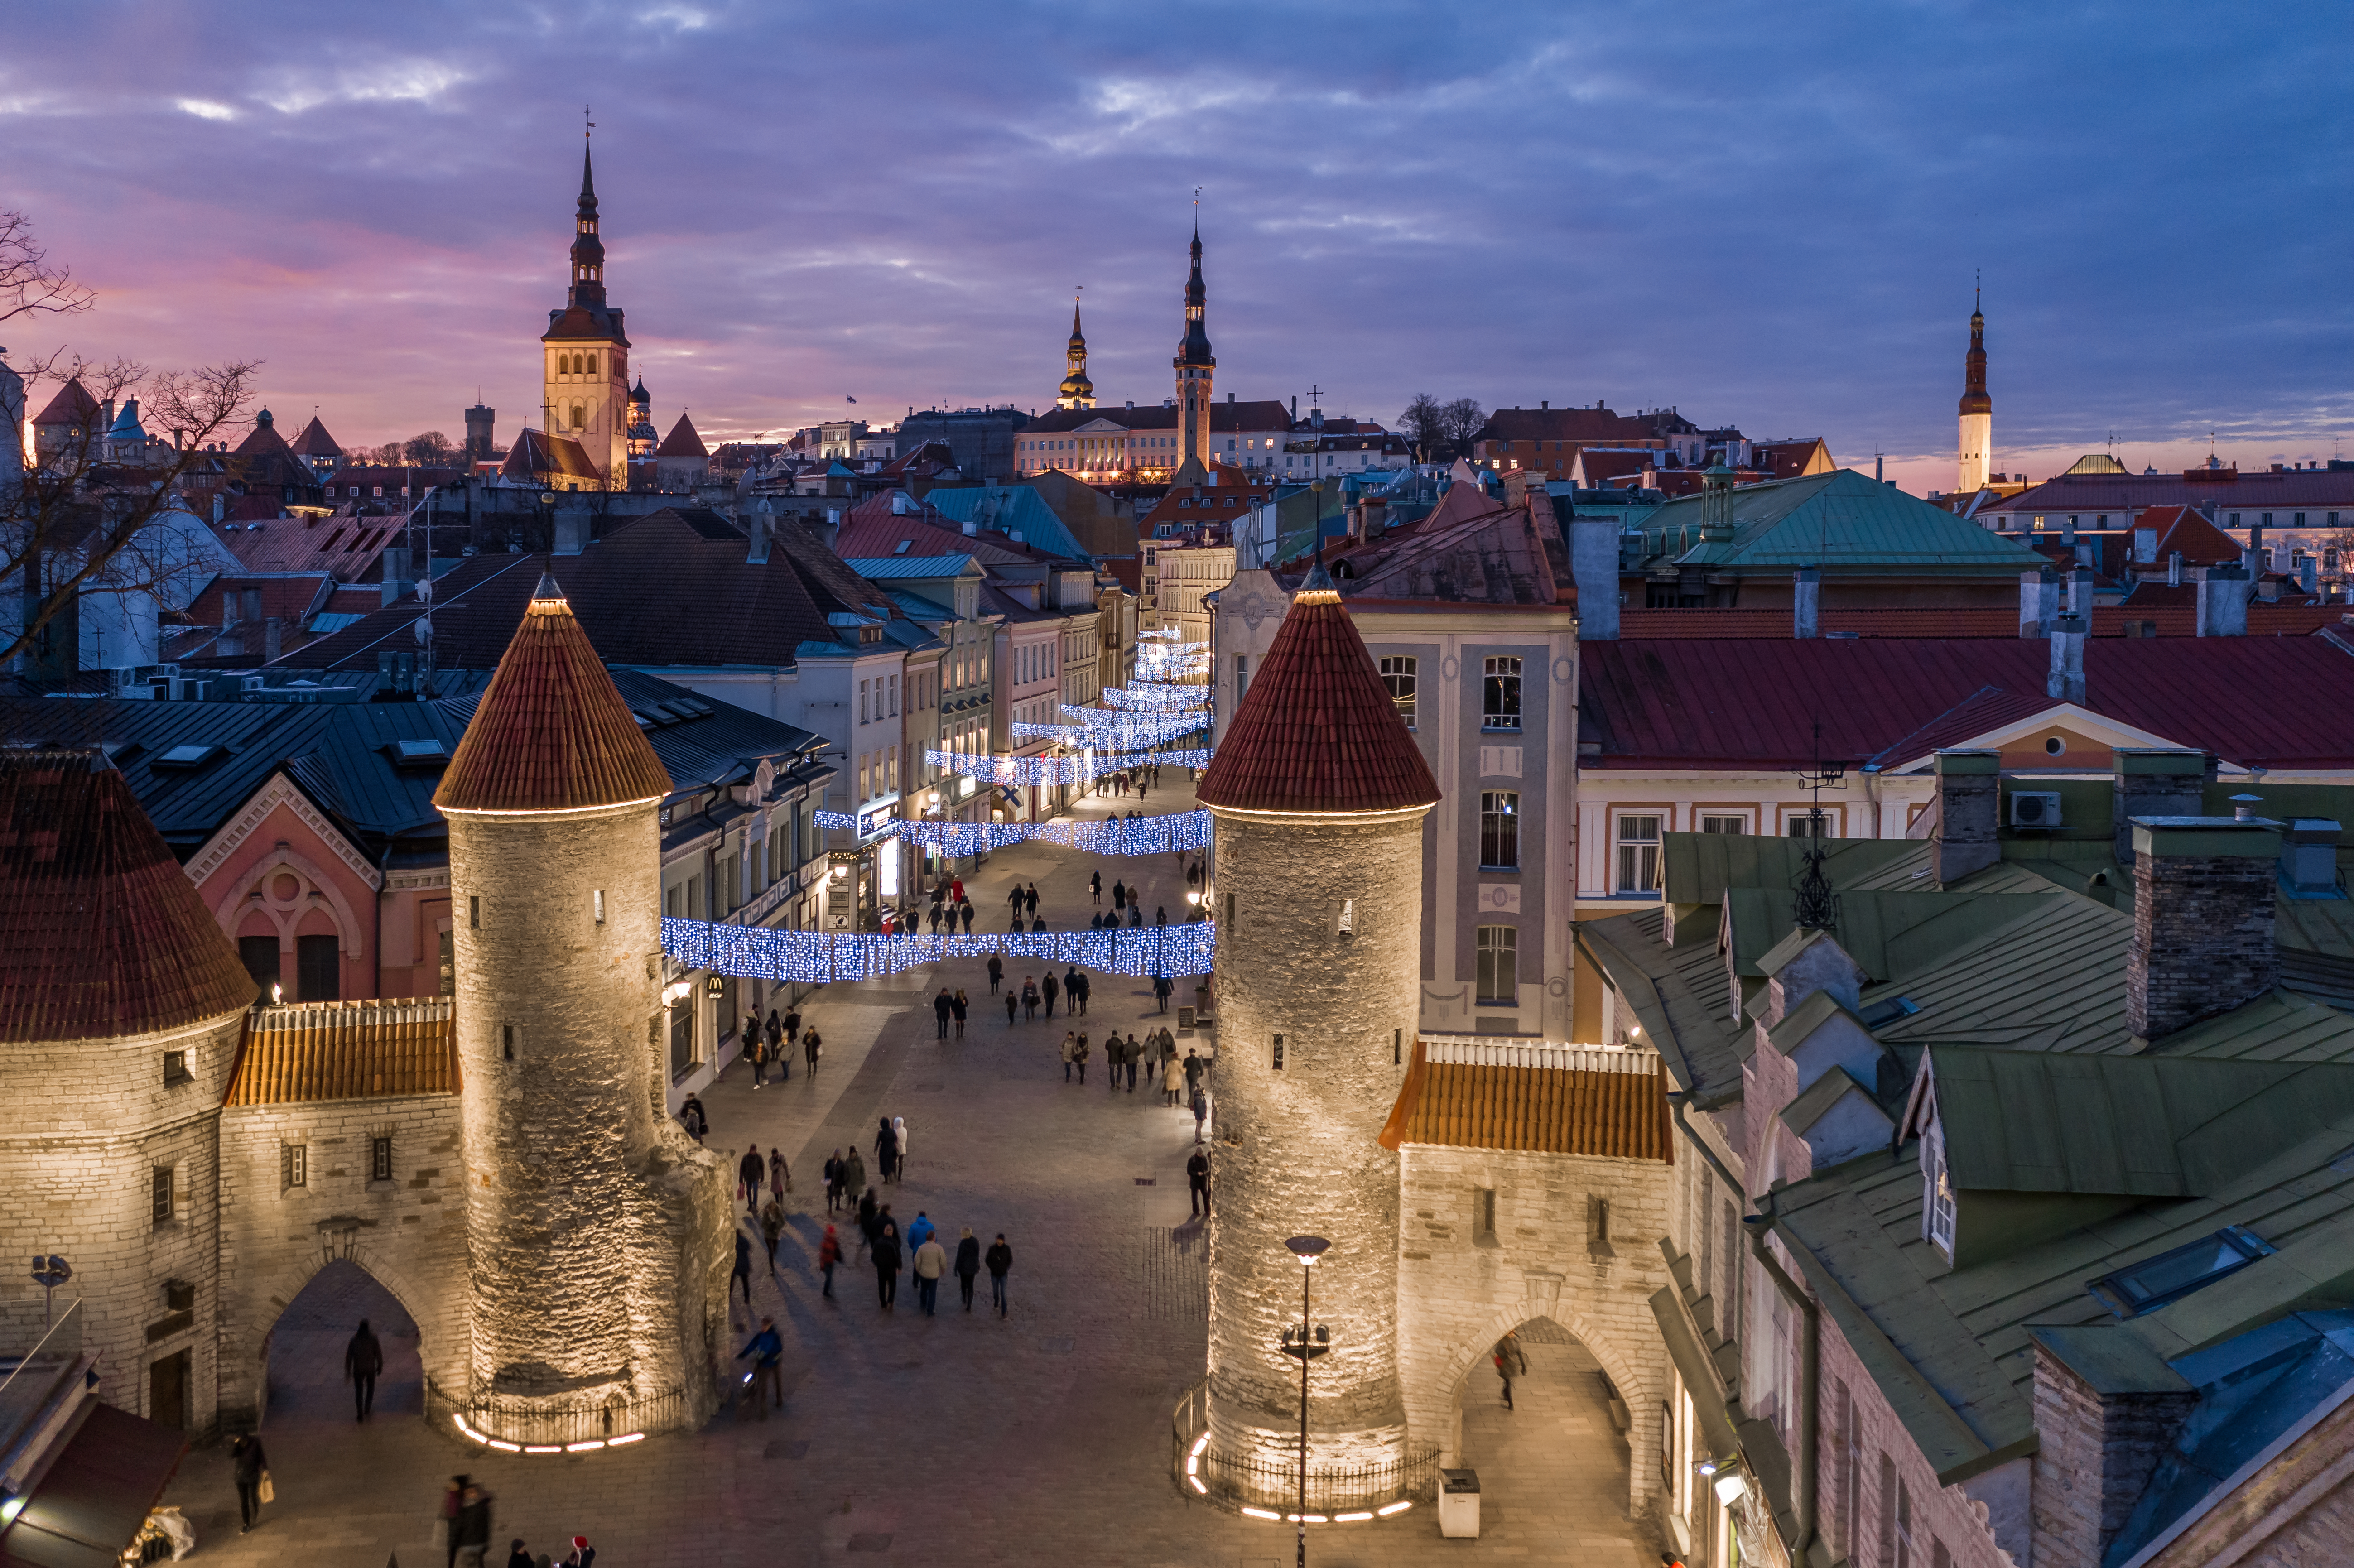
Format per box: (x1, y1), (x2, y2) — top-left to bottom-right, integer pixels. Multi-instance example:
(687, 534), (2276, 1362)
(6, 2), (2347, 493)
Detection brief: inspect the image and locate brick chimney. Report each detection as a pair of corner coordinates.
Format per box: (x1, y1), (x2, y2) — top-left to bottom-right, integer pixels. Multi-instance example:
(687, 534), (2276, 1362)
(2047, 612), (2086, 703)
(2027, 1329), (2196, 1568)
(1792, 565), (1820, 639)
(2019, 565), (2057, 638)
(2126, 816), (2281, 1041)
(2111, 749), (2206, 863)
(1934, 749), (2001, 885)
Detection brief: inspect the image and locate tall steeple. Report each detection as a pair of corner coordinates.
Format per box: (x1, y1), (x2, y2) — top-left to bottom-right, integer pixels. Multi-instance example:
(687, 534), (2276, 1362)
(543, 123), (631, 490)
(1173, 209), (1218, 478)
(1057, 295), (1095, 411)
(569, 141), (606, 308)
(1957, 282), (1991, 494)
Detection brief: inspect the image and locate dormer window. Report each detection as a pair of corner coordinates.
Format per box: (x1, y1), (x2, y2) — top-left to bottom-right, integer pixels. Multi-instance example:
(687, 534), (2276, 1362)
(1921, 1110), (1955, 1261)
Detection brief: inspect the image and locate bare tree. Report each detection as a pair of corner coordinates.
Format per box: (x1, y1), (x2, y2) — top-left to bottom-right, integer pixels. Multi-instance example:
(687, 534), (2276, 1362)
(0, 209), (96, 326)
(1399, 394), (1447, 462)
(1437, 397), (1487, 461)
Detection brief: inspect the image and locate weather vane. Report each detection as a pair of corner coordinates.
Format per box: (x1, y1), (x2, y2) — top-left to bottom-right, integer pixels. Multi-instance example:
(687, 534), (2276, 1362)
(585, 105), (594, 140)
(1792, 720), (1844, 931)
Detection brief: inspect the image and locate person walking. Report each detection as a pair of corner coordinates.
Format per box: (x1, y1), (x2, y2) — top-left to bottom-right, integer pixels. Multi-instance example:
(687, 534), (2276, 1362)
(872, 1221), (902, 1311)
(906, 1210), (935, 1254)
(1061, 1032), (1077, 1082)
(987, 954), (1004, 994)
(933, 988), (953, 1039)
(817, 1223), (841, 1298)
(346, 1318), (384, 1422)
(731, 1230), (754, 1307)
(823, 1150), (843, 1212)
(892, 1116), (910, 1178)
(951, 989), (969, 1038)
(1186, 1147), (1211, 1217)
(231, 1431), (270, 1534)
(748, 1026), (769, 1088)
(1090, 870), (1102, 905)
(1005, 990), (1019, 1026)
(1073, 969), (1090, 1016)
(927, 903), (943, 935)
(759, 1198), (784, 1273)
(441, 1477), (468, 1568)
(874, 1117), (899, 1184)
(1040, 971), (1059, 1017)
(953, 1227), (981, 1312)
(841, 1148), (867, 1211)
(960, 900), (975, 933)
(737, 1316), (784, 1419)
(1100, 1032), (1117, 1091)
(506, 1539), (533, 1568)
(1494, 1331), (1528, 1410)
(1021, 976), (1040, 1020)
(1006, 883), (1025, 922)
(1153, 972), (1174, 1013)
(985, 1233), (1013, 1317)
(679, 1093), (708, 1143)
(854, 1187), (879, 1263)
(804, 1026), (822, 1077)
(912, 1230), (947, 1315)
(1182, 1047), (1204, 1096)
(1072, 1031), (1089, 1085)
(1112, 880), (1126, 914)
(738, 1145), (765, 1216)
(1025, 882), (1040, 919)
(454, 1482), (492, 1568)
(770, 1146), (789, 1206)
(1190, 1084), (1209, 1142)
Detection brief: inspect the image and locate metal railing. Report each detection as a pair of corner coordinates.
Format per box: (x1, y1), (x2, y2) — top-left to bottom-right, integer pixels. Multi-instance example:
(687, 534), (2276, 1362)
(0, 1299), (83, 1458)
(426, 1376), (689, 1449)
(1170, 1379), (1439, 1513)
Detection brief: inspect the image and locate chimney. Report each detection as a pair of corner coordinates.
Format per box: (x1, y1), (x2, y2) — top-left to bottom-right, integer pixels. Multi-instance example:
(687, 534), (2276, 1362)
(211, 493), (225, 525)
(1792, 565), (1820, 639)
(1933, 750), (2001, 885)
(2047, 613), (2087, 703)
(1570, 515), (1620, 641)
(2243, 521), (2264, 581)
(2196, 564), (2248, 636)
(2167, 550), (2182, 587)
(378, 539), (414, 607)
(2126, 814), (2281, 1041)
(2112, 750), (2207, 863)
(2299, 555), (2319, 595)
(2026, 1332), (2197, 1568)
(2068, 566), (2094, 614)
(2019, 566), (2058, 637)
(262, 616), (281, 662)
(747, 501), (771, 565)
(2280, 818), (2343, 899)
(891, 491), (910, 515)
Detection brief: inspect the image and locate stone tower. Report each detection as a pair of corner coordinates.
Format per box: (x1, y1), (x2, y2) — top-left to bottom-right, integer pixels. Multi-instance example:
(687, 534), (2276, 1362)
(434, 576), (731, 1438)
(542, 138), (632, 488)
(1057, 298), (1095, 411)
(1958, 287), (1990, 495)
(1174, 217), (1216, 475)
(1194, 568), (1442, 1503)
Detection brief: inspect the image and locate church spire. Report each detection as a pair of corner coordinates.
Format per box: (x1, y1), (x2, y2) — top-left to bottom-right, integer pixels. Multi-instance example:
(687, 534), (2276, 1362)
(1057, 293), (1094, 410)
(569, 134), (606, 308)
(1956, 280), (1991, 494)
(1177, 212), (1212, 366)
(1172, 205), (1218, 480)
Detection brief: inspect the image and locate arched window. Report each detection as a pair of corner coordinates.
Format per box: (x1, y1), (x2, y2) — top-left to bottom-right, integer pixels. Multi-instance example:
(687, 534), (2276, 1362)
(558, 354), (573, 376)
(585, 352), (597, 377)
(570, 404), (585, 431)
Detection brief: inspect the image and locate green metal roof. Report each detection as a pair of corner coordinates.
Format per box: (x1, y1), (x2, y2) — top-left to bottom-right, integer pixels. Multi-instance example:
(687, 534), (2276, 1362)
(1661, 832), (1926, 905)
(1723, 888), (2060, 982)
(1632, 469), (2050, 572)
(1577, 910), (1748, 1104)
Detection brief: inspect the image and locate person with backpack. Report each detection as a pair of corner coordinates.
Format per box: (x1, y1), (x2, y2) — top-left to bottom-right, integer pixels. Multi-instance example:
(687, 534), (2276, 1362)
(1494, 1331), (1529, 1410)
(1021, 976), (1040, 1020)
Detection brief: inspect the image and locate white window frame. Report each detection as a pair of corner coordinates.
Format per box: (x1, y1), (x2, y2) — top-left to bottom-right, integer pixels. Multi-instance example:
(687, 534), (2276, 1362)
(1779, 804), (1845, 838)
(1613, 811), (1664, 894)
(1922, 1109), (1955, 1260)
(1699, 810), (1753, 835)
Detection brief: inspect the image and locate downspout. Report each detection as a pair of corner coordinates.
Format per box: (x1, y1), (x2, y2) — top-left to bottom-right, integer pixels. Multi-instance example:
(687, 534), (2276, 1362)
(375, 832), (396, 998)
(1745, 1191), (1820, 1565)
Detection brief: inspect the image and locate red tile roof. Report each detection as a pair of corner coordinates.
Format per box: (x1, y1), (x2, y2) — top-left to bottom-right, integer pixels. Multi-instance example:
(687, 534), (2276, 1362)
(0, 752), (257, 1043)
(1477, 405), (1658, 447)
(31, 377), (101, 428)
(1579, 635), (2354, 770)
(222, 999), (458, 1105)
(1197, 584), (1441, 814)
(433, 578), (674, 813)
(1379, 1040), (1674, 1158)
(656, 414), (708, 459)
(292, 416), (343, 459)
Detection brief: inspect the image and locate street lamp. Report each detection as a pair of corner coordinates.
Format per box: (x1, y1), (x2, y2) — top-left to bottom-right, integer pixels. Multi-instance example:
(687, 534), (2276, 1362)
(1279, 1236), (1332, 1568)
(29, 1255), (70, 1328)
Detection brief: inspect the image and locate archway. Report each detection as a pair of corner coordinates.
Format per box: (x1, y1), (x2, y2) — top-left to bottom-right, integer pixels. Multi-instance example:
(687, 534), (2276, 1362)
(1451, 1315), (1662, 1564)
(262, 1259), (421, 1427)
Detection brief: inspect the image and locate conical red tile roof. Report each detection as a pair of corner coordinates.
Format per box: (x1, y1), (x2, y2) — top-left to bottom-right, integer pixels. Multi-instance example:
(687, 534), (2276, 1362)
(1197, 585), (1441, 815)
(0, 752), (259, 1042)
(434, 577), (673, 813)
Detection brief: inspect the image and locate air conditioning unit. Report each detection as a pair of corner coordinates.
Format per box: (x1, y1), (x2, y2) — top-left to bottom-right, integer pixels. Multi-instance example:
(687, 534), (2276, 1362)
(2009, 791), (2063, 828)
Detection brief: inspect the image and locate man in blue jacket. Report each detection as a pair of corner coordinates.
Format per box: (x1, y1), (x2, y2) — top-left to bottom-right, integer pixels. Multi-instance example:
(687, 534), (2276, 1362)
(737, 1316), (784, 1419)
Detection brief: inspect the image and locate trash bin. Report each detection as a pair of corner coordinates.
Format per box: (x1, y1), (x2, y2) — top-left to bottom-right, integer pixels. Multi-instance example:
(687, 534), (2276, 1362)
(1438, 1468), (1480, 1538)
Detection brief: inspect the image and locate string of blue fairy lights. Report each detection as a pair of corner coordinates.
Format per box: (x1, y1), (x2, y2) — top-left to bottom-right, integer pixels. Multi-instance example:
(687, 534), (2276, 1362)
(661, 917), (1214, 981)
(814, 808), (1212, 856)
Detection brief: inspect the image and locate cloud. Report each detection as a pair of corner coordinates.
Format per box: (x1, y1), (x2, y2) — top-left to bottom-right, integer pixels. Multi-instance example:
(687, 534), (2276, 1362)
(175, 98), (238, 120)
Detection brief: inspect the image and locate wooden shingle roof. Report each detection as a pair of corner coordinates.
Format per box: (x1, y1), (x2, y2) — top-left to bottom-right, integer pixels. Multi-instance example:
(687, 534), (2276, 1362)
(1380, 1038), (1674, 1160)
(433, 578), (673, 813)
(223, 999), (458, 1105)
(1196, 585), (1440, 815)
(0, 752), (258, 1043)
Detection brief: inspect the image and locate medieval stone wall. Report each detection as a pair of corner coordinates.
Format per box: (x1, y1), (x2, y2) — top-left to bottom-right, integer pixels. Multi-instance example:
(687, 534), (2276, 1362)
(213, 1094), (469, 1429)
(1396, 1142), (1674, 1515)
(1205, 805), (1425, 1488)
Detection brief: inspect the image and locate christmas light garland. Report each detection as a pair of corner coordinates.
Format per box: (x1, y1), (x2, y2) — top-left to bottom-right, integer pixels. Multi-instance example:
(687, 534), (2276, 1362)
(814, 808), (1213, 856)
(1099, 683), (1214, 712)
(921, 748), (1212, 786)
(661, 916), (1214, 981)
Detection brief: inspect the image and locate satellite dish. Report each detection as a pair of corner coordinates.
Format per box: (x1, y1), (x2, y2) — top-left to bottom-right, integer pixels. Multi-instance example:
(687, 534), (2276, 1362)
(416, 575), (433, 606)
(414, 616), (433, 648)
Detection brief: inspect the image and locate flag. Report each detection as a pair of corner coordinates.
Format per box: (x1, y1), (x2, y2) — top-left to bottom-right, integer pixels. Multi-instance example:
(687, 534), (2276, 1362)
(846, 395), (857, 404)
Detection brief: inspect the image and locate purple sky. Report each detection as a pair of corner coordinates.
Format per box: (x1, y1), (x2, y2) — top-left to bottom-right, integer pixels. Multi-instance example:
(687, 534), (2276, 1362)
(7, 3), (2347, 494)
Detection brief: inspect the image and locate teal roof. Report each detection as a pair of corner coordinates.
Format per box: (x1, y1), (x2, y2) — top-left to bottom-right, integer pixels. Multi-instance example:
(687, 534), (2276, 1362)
(921, 486), (1088, 561)
(1633, 469), (2048, 572)
(844, 554), (983, 580)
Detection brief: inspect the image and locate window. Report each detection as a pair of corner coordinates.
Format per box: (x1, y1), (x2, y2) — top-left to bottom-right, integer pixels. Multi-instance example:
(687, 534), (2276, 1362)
(1837, 1380), (1860, 1561)
(371, 1136), (393, 1183)
(282, 1143), (308, 1190)
(594, 889), (606, 924)
(238, 934), (279, 1002)
(1482, 656), (1521, 730)
(1380, 656), (1416, 727)
(297, 934), (339, 1001)
(1476, 926), (1518, 1004)
(1272, 1033), (1285, 1070)
(1233, 654), (1248, 706)
(859, 679), (869, 723)
(1616, 814), (1662, 893)
(163, 1050), (191, 1085)
(152, 1165), (174, 1223)
(585, 352), (597, 376)
(570, 404), (585, 431)
(2089, 1225), (2276, 1318)
(502, 1023), (516, 1061)
(1700, 813), (1748, 835)
(1922, 1116), (1956, 1258)
(469, 895), (479, 929)
(1473, 1187), (1497, 1243)
(1480, 791), (1520, 868)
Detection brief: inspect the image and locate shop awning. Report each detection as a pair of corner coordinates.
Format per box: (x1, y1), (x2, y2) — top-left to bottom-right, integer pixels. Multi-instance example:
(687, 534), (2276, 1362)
(1650, 1285), (1741, 1462)
(0, 1404), (186, 1568)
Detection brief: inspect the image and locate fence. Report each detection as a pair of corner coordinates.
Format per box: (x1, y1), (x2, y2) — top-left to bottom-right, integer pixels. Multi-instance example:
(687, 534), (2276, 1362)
(1170, 1378), (1440, 1513)
(426, 1376), (689, 1450)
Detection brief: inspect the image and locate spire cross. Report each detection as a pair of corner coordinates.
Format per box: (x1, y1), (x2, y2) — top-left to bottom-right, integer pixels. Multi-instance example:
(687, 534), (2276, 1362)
(585, 105), (594, 140)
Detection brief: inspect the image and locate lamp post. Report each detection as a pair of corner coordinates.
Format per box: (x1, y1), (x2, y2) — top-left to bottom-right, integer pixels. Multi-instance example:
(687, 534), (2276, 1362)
(1280, 1236), (1331, 1568)
(29, 1254), (70, 1328)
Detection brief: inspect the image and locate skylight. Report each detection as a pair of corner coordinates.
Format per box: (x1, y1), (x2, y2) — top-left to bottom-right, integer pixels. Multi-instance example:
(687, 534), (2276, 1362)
(1860, 996), (1919, 1029)
(2089, 1225), (2276, 1318)
(395, 738), (448, 762)
(153, 743), (222, 770)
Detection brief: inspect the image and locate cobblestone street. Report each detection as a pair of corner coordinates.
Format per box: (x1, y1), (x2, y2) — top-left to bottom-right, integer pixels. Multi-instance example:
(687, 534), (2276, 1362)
(168, 782), (1657, 1567)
